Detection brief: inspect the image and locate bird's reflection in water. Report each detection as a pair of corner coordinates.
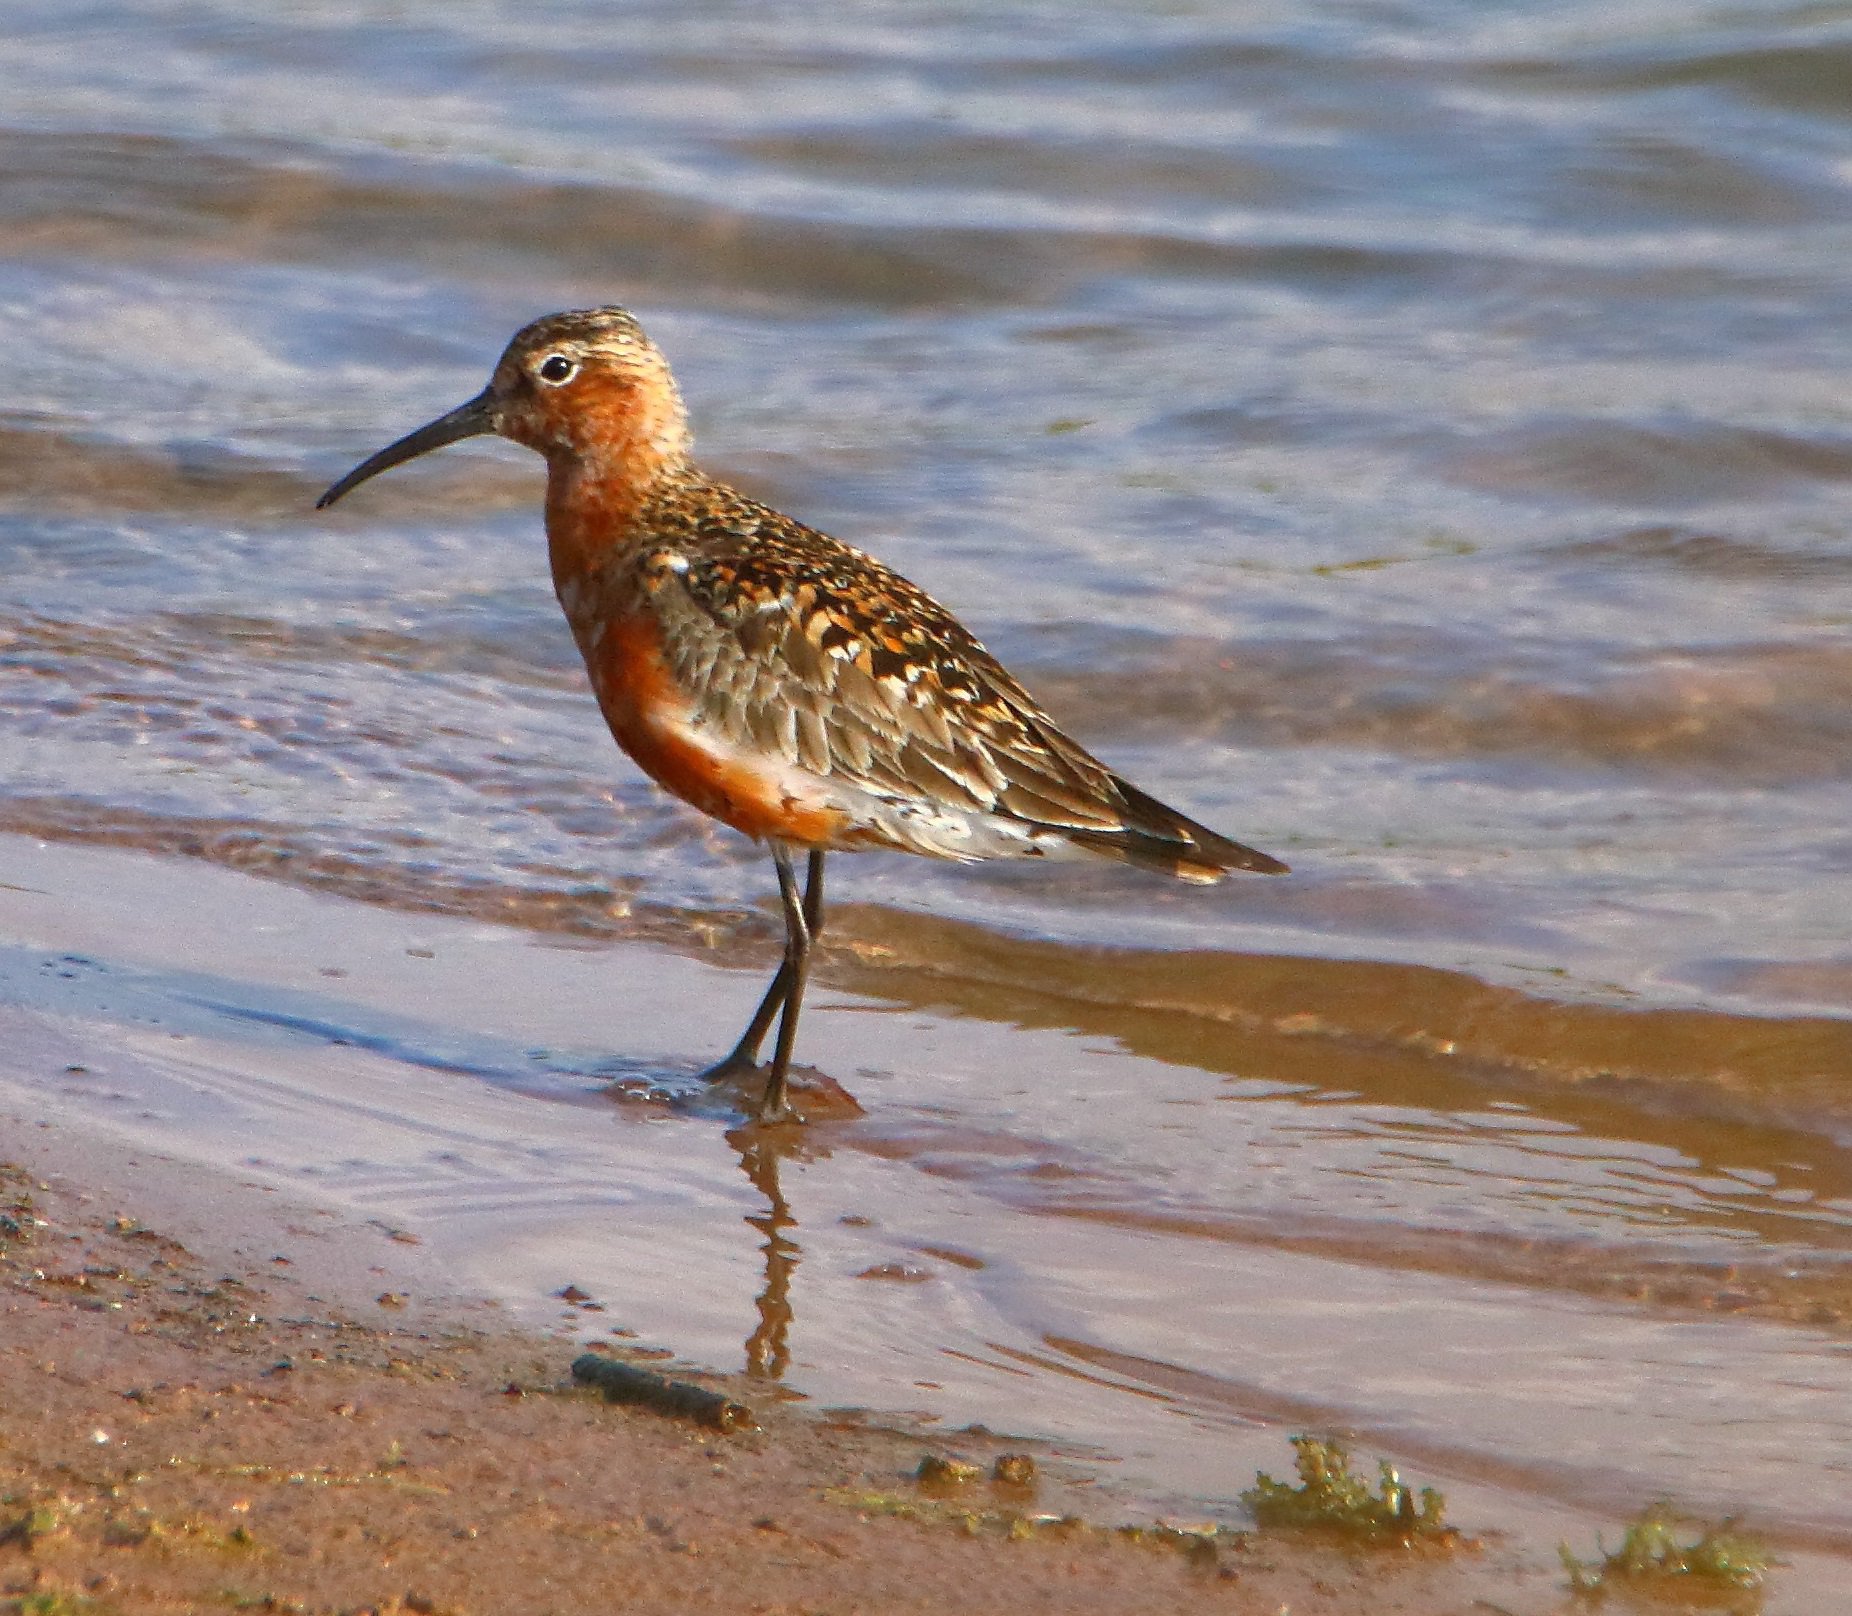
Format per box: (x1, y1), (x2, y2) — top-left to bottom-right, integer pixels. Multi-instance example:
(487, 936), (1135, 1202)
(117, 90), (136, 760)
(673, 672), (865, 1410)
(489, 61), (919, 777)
(606, 1064), (861, 1377)
(728, 1124), (814, 1379)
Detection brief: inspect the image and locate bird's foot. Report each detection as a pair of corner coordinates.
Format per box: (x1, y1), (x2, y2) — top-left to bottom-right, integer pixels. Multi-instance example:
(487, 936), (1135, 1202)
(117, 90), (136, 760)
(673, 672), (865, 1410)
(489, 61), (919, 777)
(696, 1054), (864, 1123)
(694, 1049), (766, 1087)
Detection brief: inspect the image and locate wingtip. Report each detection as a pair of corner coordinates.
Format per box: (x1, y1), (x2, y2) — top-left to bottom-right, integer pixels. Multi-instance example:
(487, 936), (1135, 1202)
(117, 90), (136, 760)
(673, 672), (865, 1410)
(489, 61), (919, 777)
(1105, 777), (1288, 881)
(1177, 845), (1289, 882)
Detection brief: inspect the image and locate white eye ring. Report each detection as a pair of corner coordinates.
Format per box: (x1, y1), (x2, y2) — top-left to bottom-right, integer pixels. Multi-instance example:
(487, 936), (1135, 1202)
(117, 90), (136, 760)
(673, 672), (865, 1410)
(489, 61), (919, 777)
(536, 353), (578, 385)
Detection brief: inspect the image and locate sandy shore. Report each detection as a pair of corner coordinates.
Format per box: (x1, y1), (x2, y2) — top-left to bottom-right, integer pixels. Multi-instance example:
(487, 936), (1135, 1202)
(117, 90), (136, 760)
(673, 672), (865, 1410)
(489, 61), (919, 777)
(1, 834), (1827, 1610)
(0, 1121), (1561, 1616)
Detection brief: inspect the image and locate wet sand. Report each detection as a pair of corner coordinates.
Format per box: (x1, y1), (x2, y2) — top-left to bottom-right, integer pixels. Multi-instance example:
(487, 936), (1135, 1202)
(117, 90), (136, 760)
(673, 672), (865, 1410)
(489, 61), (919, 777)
(0, 831), (1835, 1611)
(0, 1130), (1537, 1616)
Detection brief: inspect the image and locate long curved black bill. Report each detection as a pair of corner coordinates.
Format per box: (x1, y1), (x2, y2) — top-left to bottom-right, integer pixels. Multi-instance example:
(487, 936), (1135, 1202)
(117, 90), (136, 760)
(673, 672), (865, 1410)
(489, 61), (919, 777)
(315, 390), (496, 509)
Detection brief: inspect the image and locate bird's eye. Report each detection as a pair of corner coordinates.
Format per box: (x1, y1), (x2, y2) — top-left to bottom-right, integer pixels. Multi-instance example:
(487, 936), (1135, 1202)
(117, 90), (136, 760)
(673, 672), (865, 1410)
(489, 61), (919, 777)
(537, 354), (577, 385)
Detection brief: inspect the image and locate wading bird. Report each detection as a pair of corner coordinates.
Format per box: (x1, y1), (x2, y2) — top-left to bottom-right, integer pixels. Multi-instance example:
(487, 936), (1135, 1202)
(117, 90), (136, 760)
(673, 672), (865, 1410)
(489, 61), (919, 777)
(318, 308), (1285, 1119)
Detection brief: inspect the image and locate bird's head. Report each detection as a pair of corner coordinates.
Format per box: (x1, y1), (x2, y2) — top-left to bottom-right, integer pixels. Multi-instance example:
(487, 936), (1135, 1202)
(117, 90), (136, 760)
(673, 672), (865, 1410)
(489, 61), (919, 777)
(317, 306), (690, 509)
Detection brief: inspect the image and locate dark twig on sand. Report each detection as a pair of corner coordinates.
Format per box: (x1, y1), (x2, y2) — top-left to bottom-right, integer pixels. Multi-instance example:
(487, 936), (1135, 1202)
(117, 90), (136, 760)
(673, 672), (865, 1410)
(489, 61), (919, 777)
(571, 1352), (755, 1432)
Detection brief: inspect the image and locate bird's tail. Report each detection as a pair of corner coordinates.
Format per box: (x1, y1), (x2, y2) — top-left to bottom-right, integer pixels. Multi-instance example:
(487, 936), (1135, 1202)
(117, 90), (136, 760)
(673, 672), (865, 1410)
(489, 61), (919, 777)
(1060, 777), (1288, 883)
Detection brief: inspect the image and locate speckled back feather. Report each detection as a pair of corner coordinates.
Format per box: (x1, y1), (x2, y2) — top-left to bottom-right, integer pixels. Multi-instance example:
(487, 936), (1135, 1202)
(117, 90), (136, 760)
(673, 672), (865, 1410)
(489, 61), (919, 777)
(627, 474), (1285, 880)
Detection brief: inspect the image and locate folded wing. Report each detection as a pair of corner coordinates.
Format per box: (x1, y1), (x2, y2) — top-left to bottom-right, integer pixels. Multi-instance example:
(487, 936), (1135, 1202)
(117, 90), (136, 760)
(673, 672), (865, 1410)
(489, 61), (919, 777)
(639, 492), (1286, 881)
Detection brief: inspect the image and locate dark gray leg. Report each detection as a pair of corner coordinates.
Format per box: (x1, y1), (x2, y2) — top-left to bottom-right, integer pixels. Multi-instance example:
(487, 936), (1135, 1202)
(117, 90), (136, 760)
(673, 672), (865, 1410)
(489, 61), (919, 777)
(760, 845), (816, 1120)
(699, 850), (825, 1097)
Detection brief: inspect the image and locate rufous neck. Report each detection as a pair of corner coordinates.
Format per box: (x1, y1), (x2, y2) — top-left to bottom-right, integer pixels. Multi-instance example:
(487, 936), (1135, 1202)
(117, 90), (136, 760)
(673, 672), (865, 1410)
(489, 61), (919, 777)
(542, 452), (683, 600)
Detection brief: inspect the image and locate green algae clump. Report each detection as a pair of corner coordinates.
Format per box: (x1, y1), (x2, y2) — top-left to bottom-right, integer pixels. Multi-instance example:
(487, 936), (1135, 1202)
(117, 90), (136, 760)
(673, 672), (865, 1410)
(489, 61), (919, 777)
(1561, 1502), (1772, 1600)
(915, 1454), (983, 1488)
(1241, 1435), (1457, 1548)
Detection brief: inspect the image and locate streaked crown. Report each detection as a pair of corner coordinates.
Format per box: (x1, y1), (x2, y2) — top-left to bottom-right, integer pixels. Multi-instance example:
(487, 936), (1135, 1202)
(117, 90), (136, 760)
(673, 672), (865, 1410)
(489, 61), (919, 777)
(490, 305), (691, 470)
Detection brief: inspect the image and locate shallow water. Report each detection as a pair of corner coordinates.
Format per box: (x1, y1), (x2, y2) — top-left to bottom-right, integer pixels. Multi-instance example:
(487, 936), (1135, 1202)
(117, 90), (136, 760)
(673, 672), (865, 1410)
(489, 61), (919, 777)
(1, 0), (1849, 1604)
